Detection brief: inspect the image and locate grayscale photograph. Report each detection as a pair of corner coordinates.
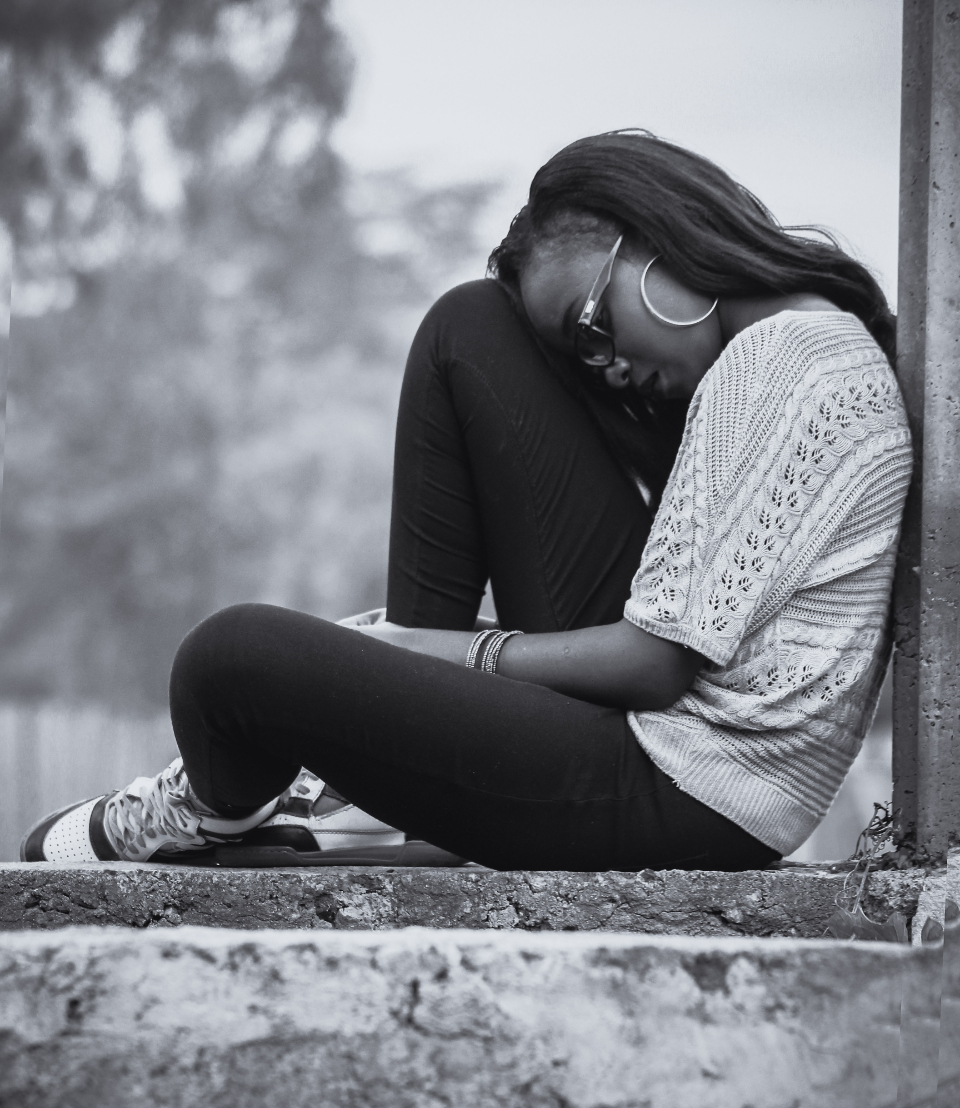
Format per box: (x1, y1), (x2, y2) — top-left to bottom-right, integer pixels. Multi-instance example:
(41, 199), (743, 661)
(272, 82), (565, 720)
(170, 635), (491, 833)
(0, 2), (956, 1106)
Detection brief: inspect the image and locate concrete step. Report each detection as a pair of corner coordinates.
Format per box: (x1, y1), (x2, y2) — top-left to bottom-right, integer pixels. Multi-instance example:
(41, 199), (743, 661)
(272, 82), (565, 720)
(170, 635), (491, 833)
(0, 924), (948, 1108)
(0, 859), (932, 938)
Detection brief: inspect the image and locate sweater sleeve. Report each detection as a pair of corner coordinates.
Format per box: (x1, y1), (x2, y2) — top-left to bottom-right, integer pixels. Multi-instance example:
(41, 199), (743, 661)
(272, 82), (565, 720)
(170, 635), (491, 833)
(623, 316), (910, 667)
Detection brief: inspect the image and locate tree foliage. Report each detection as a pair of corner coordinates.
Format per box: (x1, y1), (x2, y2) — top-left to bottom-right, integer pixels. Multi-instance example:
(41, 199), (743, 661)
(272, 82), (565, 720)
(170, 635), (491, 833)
(0, 0), (496, 710)
(0, 0), (352, 306)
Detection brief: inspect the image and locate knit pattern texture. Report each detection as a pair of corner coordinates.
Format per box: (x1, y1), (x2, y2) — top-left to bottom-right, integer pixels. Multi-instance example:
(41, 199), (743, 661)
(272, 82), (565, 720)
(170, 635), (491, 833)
(624, 311), (912, 856)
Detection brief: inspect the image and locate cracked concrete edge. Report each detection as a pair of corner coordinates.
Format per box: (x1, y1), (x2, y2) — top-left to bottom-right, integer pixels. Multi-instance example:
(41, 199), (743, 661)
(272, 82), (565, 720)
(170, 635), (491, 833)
(0, 926), (930, 1108)
(0, 861), (930, 937)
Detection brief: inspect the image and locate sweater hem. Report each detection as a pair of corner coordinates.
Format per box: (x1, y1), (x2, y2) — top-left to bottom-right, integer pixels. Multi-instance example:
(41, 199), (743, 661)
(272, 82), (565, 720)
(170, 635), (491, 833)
(626, 713), (823, 856)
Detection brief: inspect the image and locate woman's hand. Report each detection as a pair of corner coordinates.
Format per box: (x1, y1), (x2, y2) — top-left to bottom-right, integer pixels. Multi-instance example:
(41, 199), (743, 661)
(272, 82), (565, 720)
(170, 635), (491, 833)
(338, 608), (498, 633)
(337, 609), (498, 661)
(336, 607), (387, 628)
(351, 621), (418, 647)
(337, 610), (475, 660)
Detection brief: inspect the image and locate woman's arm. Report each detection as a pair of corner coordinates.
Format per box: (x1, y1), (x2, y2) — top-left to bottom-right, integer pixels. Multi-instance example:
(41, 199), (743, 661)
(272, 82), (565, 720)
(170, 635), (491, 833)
(352, 619), (703, 712)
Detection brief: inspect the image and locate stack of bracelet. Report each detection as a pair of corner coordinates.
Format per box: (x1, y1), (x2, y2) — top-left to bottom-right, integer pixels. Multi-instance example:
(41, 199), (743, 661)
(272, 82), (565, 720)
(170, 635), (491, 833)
(465, 628), (524, 674)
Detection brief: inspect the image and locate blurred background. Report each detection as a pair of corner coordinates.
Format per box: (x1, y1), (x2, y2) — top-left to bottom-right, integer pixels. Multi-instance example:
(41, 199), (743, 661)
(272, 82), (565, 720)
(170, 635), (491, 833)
(0, 0), (901, 862)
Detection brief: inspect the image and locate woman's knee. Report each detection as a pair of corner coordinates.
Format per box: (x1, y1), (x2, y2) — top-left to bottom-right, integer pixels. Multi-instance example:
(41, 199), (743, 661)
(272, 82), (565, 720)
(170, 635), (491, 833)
(169, 603), (280, 708)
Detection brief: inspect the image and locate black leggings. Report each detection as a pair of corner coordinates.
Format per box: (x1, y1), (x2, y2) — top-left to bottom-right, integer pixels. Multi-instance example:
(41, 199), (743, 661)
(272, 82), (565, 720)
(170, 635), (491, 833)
(170, 281), (779, 871)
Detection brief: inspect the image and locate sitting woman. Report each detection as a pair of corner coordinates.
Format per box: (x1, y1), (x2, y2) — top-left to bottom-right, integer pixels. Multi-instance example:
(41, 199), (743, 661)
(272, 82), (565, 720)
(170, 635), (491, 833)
(24, 131), (911, 873)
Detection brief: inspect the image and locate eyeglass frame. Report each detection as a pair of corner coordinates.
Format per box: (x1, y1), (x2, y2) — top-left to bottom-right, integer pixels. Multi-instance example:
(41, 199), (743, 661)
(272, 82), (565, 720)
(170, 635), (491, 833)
(574, 234), (623, 370)
(573, 234), (720, 370)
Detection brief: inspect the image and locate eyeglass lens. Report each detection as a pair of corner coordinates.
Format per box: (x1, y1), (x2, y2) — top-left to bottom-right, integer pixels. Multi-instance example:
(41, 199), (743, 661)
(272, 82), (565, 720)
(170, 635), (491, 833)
(575, 325), (615, 367)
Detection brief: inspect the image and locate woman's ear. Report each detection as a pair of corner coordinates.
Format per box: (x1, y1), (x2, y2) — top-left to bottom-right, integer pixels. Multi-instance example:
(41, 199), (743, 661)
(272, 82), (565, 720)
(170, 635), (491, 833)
(603, 359), (631, 389)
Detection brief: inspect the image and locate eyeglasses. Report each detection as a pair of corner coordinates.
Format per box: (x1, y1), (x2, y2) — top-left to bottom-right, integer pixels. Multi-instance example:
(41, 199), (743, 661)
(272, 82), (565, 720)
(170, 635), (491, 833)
(574, 234), (719, 370)
(574, 233), (623, 369)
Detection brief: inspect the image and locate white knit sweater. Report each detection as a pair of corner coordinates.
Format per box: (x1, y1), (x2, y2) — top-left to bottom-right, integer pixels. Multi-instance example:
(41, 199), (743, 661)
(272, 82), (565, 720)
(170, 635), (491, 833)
(624, 311), (912, 856)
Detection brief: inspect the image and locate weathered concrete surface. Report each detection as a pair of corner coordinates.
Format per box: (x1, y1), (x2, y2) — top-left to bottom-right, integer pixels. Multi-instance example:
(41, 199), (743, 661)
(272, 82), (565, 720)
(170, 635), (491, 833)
(0, 926), (932, 1108)
(0, 860), (927, 937)
(899, 926), (946, 1107)
(938, 899), (960, 1106)
(911, 848), (959, 944)
(900, 852), (959, 1107)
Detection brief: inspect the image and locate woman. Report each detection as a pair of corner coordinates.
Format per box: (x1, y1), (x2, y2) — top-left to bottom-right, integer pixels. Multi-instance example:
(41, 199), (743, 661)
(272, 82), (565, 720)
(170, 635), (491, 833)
(23, 131), (911, 872)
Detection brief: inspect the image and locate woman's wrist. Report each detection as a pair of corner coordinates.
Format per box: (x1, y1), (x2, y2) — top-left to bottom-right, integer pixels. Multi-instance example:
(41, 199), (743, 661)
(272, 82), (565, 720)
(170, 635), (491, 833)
(465, 629), (523, 673)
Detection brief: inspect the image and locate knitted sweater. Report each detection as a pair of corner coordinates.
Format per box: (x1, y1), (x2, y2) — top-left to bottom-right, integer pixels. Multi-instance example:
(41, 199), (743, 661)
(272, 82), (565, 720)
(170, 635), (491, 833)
(624, 311), (912, 856)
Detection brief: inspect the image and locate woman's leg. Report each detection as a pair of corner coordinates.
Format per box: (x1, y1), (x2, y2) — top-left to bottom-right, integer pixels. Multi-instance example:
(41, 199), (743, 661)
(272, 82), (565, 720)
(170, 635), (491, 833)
(170, 280), (777, 871)
(387, 279), (654, 632)
(171, 603), (778, 871)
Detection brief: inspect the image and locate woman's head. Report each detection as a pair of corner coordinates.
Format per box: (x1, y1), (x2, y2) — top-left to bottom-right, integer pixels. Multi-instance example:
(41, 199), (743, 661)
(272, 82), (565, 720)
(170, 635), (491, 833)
(489, 131), (896, 388)
(517, 214), (728, 400)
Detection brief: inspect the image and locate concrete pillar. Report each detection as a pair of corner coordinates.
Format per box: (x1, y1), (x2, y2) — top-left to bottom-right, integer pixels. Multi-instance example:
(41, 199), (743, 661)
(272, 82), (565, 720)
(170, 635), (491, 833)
(893, 0), (960, 861)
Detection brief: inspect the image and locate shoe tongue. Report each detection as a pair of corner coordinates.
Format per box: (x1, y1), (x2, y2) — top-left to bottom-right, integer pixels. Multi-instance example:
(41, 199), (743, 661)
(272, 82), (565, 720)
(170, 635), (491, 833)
(311, 784), (350, 817)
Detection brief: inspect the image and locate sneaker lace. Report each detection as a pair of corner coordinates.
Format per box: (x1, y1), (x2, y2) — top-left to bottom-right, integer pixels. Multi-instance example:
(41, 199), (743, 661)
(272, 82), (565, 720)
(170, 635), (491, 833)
(104, 758), (207, 858)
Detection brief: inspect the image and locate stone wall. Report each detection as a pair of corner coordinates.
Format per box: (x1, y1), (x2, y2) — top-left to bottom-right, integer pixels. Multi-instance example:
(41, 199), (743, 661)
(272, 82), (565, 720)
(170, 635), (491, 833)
(0, 926), (939, 1108)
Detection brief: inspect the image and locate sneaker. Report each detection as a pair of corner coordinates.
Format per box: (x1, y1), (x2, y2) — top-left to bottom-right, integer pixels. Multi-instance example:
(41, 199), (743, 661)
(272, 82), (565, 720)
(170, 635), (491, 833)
(20, 758), (279, 864)
(214, 769), (467, 868)
(21, 763), (467, 868)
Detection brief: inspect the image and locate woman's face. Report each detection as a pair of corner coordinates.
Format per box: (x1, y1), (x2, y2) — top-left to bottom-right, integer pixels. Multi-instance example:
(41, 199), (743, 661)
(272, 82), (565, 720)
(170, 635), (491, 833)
(520, 241), (725, 401)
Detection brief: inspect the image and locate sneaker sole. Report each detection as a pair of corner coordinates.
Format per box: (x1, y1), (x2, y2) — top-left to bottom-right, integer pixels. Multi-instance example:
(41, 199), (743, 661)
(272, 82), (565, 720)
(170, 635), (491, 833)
(22, 803), (468, 869)
(213, 840), (468, 868)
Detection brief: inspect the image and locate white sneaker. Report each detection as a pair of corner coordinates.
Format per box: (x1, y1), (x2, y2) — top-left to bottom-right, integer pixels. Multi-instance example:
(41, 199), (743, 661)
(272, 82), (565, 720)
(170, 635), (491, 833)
(22, 763), (466, 867)
(213, 769), (467, 867)
(20, 758), (278, 864)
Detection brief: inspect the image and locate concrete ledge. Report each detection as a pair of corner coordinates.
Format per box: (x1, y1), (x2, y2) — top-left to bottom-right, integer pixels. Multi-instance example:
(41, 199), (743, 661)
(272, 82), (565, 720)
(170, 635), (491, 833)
(910, 849), (960, 943)
(0, 861), (926, 937)
(0, 925), (934, 1108)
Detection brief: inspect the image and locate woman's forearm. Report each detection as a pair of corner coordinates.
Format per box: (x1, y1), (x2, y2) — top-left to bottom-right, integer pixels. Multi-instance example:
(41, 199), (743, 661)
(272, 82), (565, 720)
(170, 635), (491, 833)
(495, 620), (701, 710)
(354, 619), (702, 711)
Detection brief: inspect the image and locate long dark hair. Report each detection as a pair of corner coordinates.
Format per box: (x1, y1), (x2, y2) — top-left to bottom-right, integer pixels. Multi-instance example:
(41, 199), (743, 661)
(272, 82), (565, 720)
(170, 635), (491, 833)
(487, 131), (896, 506)
(489, 130), (895, 360)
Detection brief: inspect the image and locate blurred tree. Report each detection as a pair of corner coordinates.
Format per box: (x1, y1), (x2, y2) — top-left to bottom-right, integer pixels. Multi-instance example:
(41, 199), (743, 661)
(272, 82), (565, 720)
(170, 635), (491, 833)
(0, 0), (353, 312)
(0, 0), (496, 711)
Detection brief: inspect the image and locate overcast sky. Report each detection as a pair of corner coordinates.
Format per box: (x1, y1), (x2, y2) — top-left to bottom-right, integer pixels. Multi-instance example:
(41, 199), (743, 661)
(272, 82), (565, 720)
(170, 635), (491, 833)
(329, 0), (903, 303)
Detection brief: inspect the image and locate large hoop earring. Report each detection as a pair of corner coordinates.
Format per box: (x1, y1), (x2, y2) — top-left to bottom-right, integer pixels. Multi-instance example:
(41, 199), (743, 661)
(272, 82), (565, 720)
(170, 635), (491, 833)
(641, 255), (718, 327)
